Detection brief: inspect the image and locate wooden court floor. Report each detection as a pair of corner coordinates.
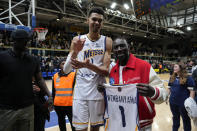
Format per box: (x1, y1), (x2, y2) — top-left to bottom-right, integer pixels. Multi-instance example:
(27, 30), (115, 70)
(45, 74), (197, 131)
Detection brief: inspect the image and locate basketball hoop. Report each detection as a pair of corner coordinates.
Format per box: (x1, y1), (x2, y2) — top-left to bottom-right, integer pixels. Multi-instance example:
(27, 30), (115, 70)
(34, 27), (48, 41)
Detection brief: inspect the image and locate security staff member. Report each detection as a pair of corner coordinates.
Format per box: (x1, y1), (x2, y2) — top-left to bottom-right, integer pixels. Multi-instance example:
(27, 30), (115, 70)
(0, 29), (53, 131)
(52, 59), (76, 131)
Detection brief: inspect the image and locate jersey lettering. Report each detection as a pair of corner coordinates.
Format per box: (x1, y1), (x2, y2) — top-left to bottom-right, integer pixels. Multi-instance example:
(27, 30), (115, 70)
(104, 84), (139, 131)
(83, 49), (104, 60)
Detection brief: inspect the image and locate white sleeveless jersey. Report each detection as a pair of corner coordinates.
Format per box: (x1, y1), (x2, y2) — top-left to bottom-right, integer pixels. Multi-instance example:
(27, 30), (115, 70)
(74, 34), (106, 100)
(103, 84), (139, 131)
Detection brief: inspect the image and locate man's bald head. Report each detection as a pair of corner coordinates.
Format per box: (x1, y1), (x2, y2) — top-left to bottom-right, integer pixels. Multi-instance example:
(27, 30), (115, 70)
(113, 38), (129, 50)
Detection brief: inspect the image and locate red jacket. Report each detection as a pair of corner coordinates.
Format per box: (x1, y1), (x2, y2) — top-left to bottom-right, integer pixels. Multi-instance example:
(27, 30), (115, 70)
(109, 54), (165, 128)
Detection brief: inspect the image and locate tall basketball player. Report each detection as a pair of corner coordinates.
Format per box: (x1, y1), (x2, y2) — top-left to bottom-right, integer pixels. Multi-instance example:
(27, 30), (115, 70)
(63, 7), (112, 131)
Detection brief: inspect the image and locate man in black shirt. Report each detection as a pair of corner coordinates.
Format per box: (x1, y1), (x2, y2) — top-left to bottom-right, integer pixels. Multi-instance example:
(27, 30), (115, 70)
(0, 29), (53, 131)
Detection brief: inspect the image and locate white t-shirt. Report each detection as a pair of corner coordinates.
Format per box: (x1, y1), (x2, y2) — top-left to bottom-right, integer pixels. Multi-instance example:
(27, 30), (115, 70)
(119, 66), (125, 84)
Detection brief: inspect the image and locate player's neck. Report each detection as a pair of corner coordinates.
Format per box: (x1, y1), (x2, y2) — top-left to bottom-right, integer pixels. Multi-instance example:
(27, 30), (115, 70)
(87, 32), (100, 42)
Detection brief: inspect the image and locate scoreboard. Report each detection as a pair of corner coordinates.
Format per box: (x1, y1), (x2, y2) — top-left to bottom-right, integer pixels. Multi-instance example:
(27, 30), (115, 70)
(133, 0), (150, 18)
(133, 0), (181, 18)
(150, 0), (181, 10)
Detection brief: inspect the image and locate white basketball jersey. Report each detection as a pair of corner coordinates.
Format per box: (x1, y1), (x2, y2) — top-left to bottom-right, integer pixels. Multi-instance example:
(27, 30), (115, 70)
(74, 34), (106, 100)
(103, 84), (139, 131)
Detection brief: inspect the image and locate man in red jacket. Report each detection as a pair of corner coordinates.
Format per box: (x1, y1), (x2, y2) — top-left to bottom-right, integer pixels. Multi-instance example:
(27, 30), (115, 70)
(107, 38), (168, 131)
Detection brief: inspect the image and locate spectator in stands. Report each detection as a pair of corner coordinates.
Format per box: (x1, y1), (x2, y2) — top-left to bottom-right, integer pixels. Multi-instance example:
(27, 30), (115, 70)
(159, 63), (163, 74)
(168, 62), (195, 131)
(0, 29), (53, 131)
(52, 59), (76, 131)
(187, 60), (194, 75)
(191, 59), (197, 74)
(65, 40), (70, 49)
(169, 63), (174, 76)
(0, 39), (4, 46)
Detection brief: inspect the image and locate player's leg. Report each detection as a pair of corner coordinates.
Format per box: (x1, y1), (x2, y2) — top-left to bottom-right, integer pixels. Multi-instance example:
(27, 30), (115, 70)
(89, 100), (105, 131)
(72, 99), (89, 131)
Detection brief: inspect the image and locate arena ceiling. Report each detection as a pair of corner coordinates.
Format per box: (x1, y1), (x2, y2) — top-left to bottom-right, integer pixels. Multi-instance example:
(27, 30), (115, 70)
(0, 0), (197, 42)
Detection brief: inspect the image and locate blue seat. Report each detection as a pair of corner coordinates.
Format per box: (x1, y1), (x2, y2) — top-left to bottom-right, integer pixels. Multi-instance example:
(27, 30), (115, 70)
(42, 72), (47, 78)
(47, 72), (53, 78)
(52, 72), (56, 76)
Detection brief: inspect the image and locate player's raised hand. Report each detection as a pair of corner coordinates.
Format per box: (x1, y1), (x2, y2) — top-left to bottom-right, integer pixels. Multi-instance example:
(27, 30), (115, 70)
(73, 36), (86, 54)
(136, 83), (155, 97)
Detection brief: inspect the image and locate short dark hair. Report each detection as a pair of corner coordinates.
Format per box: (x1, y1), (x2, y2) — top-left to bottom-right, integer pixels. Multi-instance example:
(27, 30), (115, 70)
(88, 7), (105, 18)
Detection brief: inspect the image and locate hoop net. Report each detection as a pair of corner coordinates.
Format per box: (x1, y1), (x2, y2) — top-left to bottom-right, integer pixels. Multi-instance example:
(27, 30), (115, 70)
(34, 28), (48, 41)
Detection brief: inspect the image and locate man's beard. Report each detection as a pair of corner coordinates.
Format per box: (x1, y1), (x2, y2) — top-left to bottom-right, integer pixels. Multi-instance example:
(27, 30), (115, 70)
(117, 55), (129, 66)
(117, 53), (129, 66)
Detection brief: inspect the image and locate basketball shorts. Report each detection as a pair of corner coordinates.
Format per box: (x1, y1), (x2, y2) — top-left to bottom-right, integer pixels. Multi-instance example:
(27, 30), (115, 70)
(72, 99), (104, 130)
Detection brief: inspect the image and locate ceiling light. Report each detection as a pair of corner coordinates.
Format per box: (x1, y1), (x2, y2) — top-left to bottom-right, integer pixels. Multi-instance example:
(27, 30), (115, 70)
(177, 22), (183, 27)
(124, 4), (129, 10)
(187, 26), (191, 31)
(123, 32), (125, 34)
(56, 18), (60, 21)
(111, 2), (117, 9)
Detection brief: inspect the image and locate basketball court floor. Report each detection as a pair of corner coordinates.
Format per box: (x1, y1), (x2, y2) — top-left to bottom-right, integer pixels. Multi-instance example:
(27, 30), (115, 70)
(45, 74), (197, 131)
